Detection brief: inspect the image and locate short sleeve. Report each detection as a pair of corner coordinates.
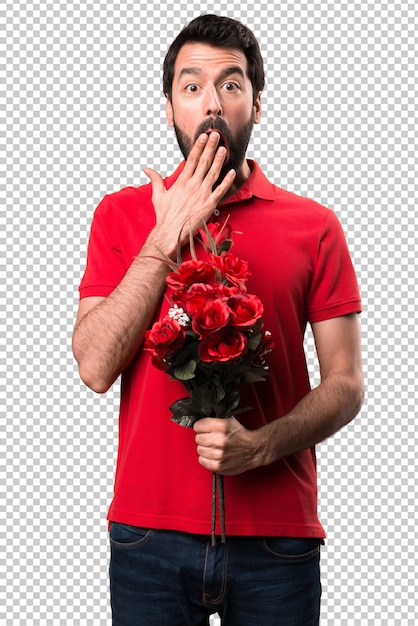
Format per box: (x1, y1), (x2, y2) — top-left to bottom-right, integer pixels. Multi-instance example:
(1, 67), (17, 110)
(307, 210), (362, 323)
(78, 195), (128, 299)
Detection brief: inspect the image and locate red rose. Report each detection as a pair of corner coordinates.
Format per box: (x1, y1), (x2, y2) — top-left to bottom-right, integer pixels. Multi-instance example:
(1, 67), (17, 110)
(209, 252), (250, 289)
(182, 283), (217, 314)
(144, 316), (186, 366)
(198, 328), (248, 363)
(166, 260), (217, 292)
(181, 283), (239, 314)
(213, 284), (241, 298)
(253, 328), (274, 357)
(228, 292), (264, 328)
(191, 298), (231, 337)
(198, 221), (233, 251)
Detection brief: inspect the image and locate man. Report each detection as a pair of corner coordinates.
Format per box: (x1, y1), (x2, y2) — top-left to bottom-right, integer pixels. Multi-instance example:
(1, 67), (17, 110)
(73, 14), (364, 626)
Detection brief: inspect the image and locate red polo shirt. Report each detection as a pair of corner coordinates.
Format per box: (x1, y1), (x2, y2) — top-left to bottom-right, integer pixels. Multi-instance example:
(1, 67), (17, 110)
(79, 161), (361, 537)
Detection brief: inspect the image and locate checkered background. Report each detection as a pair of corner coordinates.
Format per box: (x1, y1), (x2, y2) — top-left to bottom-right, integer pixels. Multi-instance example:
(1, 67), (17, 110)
(1, 1), (416, 624)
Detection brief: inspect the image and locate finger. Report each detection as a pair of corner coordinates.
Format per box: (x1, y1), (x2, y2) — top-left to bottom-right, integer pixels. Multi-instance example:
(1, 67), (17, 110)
(143, 167), (164, 188)
(193, 417), (218, 433)
(197, 445), (222, 461)
(211, 168), (237, 200)
(143, 167), (165, 201)
(181, 133), (210, 176)
(192, 131), (223, 178)
(183, 131), (227, 182)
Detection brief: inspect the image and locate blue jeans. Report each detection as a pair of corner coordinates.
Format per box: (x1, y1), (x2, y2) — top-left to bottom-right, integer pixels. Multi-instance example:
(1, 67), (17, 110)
(109, 523), (322, 626)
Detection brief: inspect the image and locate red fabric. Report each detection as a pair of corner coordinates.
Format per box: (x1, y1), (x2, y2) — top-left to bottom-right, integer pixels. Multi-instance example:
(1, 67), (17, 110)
(79, 161), (361, 537)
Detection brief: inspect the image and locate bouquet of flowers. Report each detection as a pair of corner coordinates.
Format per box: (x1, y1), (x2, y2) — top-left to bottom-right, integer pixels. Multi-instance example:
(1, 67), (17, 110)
(144, 217), (273, 543)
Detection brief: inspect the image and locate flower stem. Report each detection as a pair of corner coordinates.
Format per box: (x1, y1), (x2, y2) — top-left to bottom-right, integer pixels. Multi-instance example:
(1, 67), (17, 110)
(219, 474), (226, 544)
(211, 472), (217, 546)
(211, 472), (226, 546)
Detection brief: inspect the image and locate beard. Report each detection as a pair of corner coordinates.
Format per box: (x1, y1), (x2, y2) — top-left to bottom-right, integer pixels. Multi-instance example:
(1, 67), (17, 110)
(173, 112), (255, 188)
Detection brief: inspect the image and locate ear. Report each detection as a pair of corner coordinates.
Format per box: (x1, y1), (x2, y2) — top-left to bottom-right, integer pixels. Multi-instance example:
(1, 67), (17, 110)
(253, 92), (262, 124)
(166, 96), (174, 127)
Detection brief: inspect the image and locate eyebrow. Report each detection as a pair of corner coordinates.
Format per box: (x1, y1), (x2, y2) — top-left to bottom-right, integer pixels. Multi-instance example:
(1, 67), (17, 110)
(178, 65), (246, 82)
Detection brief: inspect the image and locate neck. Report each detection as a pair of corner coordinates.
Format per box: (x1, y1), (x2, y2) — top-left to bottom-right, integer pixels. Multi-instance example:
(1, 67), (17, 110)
(223, 158), (251, 199)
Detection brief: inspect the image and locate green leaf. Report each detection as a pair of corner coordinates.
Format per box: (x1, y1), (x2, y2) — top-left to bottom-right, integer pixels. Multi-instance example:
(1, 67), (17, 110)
(233, 405), (253, 416)
(213, 376), (226, 402)
(224, 387), (241, 414)
(217, 239), (233, 254)
(239, 370), (268, 384)
(169, 397), (195, 413)
(173, 359), (197, 381)
(171, 414), (200, 428)
(247, 331), (262, 351)
(169, 397), (203, 427)
(196, 394), (216, 416)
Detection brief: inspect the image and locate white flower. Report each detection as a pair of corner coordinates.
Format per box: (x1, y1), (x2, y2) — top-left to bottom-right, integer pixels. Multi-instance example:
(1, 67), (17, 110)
(168, 304), (191, 327)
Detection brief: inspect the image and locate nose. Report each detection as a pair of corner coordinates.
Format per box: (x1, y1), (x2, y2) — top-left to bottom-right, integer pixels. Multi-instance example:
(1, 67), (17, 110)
(204, 86), (223, 117)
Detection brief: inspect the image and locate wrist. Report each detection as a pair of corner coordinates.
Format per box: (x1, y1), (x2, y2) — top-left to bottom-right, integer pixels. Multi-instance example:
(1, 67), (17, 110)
(135, 236), (175, 270)
(251, 421), (281, 468)
(144, 232), (178, 261)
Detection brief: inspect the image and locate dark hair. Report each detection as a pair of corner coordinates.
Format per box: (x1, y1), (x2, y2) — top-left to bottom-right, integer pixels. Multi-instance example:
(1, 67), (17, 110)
(163, 14), (265, 103)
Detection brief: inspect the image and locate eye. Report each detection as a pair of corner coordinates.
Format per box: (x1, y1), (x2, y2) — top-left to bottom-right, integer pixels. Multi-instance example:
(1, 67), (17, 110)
(185, 83), (199, 93)
(223, 81), (240, 92)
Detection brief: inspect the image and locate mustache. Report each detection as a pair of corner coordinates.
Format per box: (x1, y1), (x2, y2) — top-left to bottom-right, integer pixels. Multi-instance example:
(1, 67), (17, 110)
(193, 118), (233, 144)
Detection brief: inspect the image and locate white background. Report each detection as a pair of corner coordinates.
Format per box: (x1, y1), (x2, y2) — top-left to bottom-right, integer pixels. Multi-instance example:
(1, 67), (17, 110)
(2, 1), (417, 624)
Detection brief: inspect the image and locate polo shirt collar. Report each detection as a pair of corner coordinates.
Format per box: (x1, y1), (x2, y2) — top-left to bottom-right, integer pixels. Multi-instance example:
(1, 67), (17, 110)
(220, 160), (275, 205)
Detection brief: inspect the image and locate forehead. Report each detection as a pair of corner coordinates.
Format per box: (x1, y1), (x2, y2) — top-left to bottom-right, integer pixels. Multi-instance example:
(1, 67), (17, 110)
(173, 43), (249, 81)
